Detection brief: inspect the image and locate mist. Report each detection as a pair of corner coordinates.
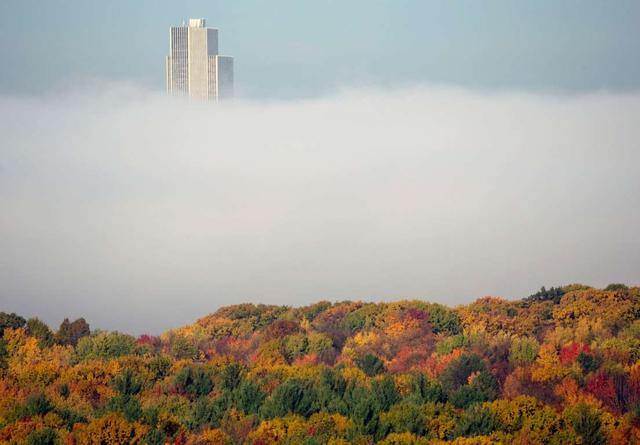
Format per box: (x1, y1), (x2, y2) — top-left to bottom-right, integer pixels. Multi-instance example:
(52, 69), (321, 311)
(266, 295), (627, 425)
(1, 85), (639, 334)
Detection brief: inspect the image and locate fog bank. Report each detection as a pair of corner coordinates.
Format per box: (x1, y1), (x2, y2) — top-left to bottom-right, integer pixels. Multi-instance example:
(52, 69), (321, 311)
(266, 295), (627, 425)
(1, 86), (639, 334)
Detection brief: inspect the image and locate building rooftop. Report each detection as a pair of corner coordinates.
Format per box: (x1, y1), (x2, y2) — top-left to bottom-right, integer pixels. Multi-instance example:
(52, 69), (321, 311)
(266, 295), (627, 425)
(189, 18), (206, 28)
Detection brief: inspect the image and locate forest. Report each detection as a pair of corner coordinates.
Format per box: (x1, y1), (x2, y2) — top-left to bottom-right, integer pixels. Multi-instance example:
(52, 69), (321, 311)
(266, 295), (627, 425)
(1, 283), (639, 444)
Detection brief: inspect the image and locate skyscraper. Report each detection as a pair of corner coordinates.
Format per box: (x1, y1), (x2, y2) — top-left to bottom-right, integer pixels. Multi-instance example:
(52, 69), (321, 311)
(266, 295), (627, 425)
(166, 19), (234, 101)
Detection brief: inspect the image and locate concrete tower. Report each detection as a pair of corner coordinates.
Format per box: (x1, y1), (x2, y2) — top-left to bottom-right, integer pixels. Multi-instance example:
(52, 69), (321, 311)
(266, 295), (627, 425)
(166, 19), (234, 101)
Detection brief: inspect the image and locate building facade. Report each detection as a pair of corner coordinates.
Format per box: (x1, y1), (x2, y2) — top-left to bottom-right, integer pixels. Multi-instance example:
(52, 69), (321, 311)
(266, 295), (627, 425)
(166, 19), (233, 101)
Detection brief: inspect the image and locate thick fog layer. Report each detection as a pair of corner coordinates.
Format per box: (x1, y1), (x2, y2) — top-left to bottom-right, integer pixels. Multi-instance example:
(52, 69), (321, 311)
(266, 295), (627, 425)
(1, 86), (639, 334)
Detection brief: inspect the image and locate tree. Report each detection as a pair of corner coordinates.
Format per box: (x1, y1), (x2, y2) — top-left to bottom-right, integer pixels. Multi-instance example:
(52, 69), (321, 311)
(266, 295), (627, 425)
(235, 380), (266, 414)
(55, 317), (90, 346)
(0, 312), (26, 335)
(427, 304), (462, 335)
(73, 413), (149, 444)
(168, 334), (197, 360)
(75, 331), (136, 361)
(371, 375), (400, 411)
(190, 396), (226, 430)
(107, 394), (143, 421)
(604, 283), (628, 291)
(440, 354), (486, 392)
(567, 404), (607, 445)
(261, 379), (319, 418)
(577, 352), (601, 374)
(509, 337), (539, 367)
(408, 372), (445, 404)
(26, 318), (55, 348)
(113, 368), (143, 395)
(454, 404), (501, 438)
(26, 428), (61, 445)
(449, 371), (499, 409)
(148, 355), (172, 380)
(356, 353), (385, 377)
(220, 362), (244, 392)
(378, 402), (427, 437)
(174, 365), (214, 398)
(377, 432), (429, 445)
(525, 286), (565, 305)
(0, 338), (8, 369)
(23, 393), (54, 418)
(347, 385), (381, 437)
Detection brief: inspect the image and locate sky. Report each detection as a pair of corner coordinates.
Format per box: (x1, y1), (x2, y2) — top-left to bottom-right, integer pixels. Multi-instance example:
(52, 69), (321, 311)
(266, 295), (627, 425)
(1, 1), (640, 98)
(1, 2), (639, 334)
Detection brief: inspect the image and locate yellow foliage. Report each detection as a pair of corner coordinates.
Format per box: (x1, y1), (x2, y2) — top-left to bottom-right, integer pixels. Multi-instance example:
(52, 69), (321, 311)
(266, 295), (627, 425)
(486, 396), (541, 432)
(394, 373), (414, 397)
(73, 413), (149, 445)
(530, 344), (569, 382)
(339, 366), (368, 385)
(247, 415), (306, 444)
(377, 432), (430, 444)
(3, 328), (73, 388)
(195, 428), (229, 445)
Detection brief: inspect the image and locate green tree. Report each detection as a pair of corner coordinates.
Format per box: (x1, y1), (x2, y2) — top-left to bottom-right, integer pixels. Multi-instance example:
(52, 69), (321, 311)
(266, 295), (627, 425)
(408, 372), (445, 404)
(26, 318), (55, 348)
(174, 365), (214, 398)
(526, 286), (565, 305)
(190, 396), (226, 429)
(0, 312), (26, 336)
(235, 380), (266, 414)
(283, 333), (309, 362)
(428, 304), (462, 335)
(356, 353), (385, 377)
(26, 393), (54, 417)
(449, 371), (498, 408)
(372, 375), (400, 411)
(75, 331), (136, 361)
(220, 362), (244, 392)
(378, 402), (426, 437)
(148, 355), (172, 380)
(143, 429), (165, 445)
(0, 338), (8, 369)
(106, 394), (143, 421)
(169, 334), (197, 360)
(113, 368), (143, 395)
(440, 353), (486, 392)
(510, 337), (540, 367)
(577, 352), (601, 374)
(455, 404), (500, 438)
(25, 428), (61, 445)
(604, 283), (628, 291)
(567, 404), (606, 445)
(261, 378), (319, 418)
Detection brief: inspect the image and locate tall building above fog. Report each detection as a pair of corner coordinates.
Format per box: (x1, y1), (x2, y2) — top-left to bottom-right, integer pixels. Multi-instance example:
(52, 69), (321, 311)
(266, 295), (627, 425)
(166, 19), (234, 101)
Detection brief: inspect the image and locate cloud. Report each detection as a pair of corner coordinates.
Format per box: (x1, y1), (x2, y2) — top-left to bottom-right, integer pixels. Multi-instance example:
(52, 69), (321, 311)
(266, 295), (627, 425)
(1, 85), (639, 334)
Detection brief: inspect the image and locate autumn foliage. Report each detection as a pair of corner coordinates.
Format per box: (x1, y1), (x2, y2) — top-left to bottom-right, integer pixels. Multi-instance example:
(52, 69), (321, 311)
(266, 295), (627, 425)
(1, 284), (640, 444)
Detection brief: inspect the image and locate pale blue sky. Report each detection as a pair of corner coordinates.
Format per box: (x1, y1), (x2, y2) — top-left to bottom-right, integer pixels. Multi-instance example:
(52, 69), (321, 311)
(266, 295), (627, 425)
(1, 0), (639, 98)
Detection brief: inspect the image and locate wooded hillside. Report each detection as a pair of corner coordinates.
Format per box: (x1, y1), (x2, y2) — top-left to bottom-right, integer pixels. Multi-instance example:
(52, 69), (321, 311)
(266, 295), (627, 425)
(1, 284), (639, 444)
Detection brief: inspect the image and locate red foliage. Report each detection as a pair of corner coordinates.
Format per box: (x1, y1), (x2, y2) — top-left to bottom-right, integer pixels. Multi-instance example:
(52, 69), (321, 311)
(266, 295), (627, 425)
(136, 334), (160, 347)
(559, 342), (590, 365)
(405, 308), (428, 321)
(263, 320), (300, 340)
(386, 346), (430, 373)
(587, 370), (629, 413)
(212, 336), (252, 361)
(629, 365), (640, 408)
(293, 353), (320, 366)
